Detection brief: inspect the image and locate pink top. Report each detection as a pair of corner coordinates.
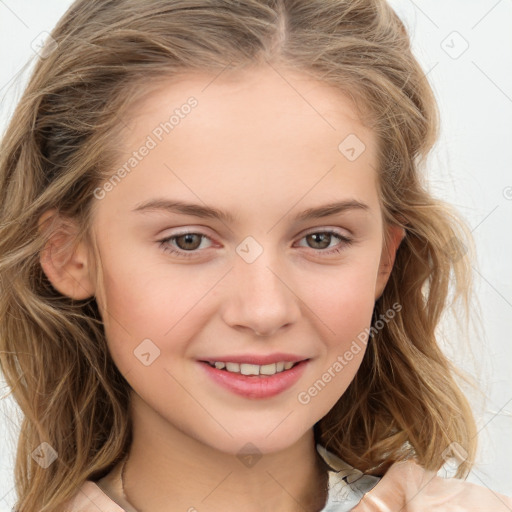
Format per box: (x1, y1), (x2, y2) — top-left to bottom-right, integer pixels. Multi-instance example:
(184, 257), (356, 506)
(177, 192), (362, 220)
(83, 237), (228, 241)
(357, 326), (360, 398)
(65, 444), (512, 512)
(65, 480), (126, 512)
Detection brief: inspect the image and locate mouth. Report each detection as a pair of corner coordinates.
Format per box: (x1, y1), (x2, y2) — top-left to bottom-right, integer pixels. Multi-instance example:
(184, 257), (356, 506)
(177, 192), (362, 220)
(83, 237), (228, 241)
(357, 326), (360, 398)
(197, 358), (310, 399)
(199, 360), (306, 377)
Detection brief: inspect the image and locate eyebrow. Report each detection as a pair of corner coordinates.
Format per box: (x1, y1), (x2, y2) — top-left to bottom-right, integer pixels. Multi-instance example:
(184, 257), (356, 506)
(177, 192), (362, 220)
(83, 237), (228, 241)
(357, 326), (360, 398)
(131, 198), (369, 223)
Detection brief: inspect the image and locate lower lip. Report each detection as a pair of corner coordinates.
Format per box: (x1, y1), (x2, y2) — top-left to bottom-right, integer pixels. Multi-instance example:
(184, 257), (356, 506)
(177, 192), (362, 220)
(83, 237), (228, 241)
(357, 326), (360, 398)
(198, 360), (309, 399)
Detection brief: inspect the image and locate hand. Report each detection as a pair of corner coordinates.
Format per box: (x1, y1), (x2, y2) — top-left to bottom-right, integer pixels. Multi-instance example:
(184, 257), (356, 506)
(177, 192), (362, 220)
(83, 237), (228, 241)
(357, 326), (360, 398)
(352, 459), (512, 511)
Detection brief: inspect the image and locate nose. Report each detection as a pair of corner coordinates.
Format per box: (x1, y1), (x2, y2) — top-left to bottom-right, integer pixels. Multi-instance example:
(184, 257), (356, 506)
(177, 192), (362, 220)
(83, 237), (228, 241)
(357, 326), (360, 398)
(221, 252), (301, 338)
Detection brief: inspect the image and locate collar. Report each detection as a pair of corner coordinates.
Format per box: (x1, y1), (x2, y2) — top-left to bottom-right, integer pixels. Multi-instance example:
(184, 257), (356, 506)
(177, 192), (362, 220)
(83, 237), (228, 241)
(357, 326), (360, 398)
(315, 443), (381, 512)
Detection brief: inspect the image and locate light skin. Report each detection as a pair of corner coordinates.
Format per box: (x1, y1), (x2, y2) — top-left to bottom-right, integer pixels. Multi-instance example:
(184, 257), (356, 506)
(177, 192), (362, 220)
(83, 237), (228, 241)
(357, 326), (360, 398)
(39, 65), (404, 512)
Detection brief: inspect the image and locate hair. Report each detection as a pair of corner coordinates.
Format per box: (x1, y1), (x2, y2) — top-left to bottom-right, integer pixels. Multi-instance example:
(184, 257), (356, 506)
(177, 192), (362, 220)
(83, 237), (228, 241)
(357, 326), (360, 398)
(0, 1), (480, 511)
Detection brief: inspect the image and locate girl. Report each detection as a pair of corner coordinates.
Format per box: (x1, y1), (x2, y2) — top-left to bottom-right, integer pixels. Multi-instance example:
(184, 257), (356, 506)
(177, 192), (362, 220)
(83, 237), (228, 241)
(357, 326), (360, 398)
(0, 1), (510, 511)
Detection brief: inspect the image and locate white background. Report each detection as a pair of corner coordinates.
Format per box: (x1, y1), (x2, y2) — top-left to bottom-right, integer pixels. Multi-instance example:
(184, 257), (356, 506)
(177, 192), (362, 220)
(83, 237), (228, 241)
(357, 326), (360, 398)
(1, 1), (511, 509)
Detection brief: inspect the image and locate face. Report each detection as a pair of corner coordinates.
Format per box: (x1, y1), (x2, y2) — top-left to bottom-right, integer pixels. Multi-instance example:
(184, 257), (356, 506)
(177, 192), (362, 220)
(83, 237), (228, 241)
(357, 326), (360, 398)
(81, 66), (400, 455)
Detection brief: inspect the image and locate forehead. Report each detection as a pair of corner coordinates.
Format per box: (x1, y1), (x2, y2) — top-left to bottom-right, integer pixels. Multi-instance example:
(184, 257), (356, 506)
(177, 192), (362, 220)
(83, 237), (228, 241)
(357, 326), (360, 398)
(95, 65), (381, 225)
(126, 66), (371, 141)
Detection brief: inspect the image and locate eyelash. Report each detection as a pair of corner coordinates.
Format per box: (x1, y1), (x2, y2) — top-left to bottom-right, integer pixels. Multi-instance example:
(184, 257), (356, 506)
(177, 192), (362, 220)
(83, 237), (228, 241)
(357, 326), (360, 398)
(158, 229), (353, 259)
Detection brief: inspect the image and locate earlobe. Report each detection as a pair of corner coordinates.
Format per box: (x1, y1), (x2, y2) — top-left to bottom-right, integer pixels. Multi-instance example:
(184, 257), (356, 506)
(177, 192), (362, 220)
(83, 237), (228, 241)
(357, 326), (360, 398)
(38, 209), (95, 300)
(374, 224), (406, 301)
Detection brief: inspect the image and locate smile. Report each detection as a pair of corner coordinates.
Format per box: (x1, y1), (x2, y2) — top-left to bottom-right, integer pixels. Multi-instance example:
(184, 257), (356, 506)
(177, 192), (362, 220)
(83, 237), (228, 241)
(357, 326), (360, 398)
(203, 361), (299, 376)
(198, 359), (310, 399)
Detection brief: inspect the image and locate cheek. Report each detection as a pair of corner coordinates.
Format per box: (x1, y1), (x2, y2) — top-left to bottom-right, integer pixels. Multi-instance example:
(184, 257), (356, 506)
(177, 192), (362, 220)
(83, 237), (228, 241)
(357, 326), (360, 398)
(316, 279), (373, 379)
(96, 250), (224, 374)
(300, 253), (380, 337)
(293, 257), (379, 407)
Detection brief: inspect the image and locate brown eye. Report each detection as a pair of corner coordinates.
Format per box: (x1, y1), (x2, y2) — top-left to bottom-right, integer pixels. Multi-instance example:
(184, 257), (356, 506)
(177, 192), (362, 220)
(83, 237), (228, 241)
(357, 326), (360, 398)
(158, 232), (213, 258)
(305, 232), (332, 250)
(297, 230), (353, 256)
(173, 233), (203, 251)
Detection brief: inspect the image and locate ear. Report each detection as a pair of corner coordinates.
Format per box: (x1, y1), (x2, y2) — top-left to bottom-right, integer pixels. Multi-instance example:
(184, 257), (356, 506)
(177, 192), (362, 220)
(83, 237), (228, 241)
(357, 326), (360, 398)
(374, 223), (406, 301)
(38, 209), (96, 300)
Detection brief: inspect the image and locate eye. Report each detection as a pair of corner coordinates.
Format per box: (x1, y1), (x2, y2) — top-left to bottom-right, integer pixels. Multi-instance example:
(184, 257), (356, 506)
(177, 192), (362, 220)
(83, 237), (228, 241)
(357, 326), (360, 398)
(296, 230), (353, 256)
(158, 229), (353, 259)
(158, 232), (213, 259)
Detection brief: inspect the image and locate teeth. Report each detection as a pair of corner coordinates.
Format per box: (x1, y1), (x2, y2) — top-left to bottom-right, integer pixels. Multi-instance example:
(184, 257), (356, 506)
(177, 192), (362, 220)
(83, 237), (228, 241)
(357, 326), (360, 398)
(207, 361), (299, 375)
(241, 363), (260, 375)
(225, 362), (240, 372)
(259, 363), (277, 375)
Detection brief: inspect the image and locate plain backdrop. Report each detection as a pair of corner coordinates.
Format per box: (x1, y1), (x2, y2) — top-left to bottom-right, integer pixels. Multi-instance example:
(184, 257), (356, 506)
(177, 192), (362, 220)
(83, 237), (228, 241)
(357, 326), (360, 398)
(1, 1), (511, 510)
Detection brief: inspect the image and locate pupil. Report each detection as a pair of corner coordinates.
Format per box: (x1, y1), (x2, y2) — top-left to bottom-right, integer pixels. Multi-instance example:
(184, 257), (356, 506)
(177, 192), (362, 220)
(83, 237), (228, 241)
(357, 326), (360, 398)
(309, 233), (329, 249)
(179, 234), (200, 250)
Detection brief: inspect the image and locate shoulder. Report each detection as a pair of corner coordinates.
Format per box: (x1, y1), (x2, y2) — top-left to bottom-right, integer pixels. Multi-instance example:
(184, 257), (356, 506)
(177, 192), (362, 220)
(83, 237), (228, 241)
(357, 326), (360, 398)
(64, 480), (126, 512)
(352, 459), (512, 511)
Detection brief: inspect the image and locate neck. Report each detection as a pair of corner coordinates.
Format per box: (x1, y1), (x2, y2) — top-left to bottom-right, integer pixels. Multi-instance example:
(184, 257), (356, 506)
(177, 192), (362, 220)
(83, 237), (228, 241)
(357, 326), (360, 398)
(115, 393), (329, 512)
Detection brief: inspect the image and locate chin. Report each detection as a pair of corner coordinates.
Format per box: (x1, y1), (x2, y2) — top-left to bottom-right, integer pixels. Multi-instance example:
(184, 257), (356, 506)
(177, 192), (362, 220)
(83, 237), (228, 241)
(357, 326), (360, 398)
(197, 424), (311, 458)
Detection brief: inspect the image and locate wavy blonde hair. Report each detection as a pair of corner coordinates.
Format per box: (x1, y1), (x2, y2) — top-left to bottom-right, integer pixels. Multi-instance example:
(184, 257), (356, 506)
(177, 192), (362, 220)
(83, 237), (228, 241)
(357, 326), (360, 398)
(0, 0), (479, 510)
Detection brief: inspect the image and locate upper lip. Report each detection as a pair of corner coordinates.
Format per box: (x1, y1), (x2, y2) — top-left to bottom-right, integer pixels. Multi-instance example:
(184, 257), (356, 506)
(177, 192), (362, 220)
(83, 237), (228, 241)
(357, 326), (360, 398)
(199, 353), (309, 365)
